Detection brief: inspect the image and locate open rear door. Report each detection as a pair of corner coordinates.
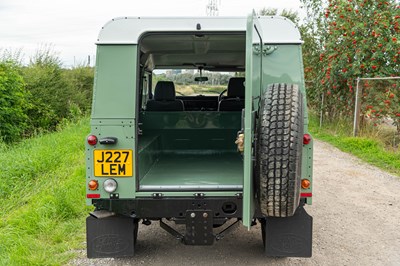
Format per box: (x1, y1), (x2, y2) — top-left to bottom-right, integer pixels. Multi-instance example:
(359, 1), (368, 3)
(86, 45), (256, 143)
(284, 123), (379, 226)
(243, 14), (263, 228)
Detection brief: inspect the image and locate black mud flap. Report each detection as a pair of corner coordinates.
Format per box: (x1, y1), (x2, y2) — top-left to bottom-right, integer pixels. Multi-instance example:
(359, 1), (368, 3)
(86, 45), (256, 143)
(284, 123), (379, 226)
(263, 205), (312, 257)
(86, 215), (136, 258)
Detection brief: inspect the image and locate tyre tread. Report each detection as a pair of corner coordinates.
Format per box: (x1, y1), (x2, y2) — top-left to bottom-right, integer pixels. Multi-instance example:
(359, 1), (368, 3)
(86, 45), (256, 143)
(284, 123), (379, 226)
(257, 83), (303, 217)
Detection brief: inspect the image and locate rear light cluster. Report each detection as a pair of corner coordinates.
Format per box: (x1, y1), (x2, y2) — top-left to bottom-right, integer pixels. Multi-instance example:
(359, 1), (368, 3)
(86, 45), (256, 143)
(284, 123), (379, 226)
(87, 179), (118, 192)
(86, 135), (118, 199)
(302, 134), (312, 197)
(301, 178), (312, 198)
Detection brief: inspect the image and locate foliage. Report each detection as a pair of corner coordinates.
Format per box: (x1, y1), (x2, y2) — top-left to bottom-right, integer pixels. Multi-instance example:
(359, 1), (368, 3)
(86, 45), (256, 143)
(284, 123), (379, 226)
(0, 47), (94, 142)
(0, 61), (28, 143)
(63, 65), (95, 114)
(360, 79), (400, 134)
(0, 118), (91, 265)
(258, 7), (300, 25)
(175, 84), (226, 96)
(22, 47), (76, 132)
(301, 0), (400, 128)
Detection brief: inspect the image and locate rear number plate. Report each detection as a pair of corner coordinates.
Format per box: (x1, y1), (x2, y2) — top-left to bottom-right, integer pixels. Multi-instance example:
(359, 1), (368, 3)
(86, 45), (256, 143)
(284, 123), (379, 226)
(94, 150), (133, 177)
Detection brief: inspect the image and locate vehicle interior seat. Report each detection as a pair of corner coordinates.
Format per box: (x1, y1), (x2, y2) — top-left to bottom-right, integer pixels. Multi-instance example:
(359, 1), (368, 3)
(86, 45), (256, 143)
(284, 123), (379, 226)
(146, 81), (185, 111)
(218, 77), (245, 111)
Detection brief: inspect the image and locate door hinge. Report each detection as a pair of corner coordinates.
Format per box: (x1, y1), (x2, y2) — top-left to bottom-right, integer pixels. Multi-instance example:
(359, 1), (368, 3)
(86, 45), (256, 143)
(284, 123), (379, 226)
(253, 44), (261, 55)
(262, 45), (278, 56)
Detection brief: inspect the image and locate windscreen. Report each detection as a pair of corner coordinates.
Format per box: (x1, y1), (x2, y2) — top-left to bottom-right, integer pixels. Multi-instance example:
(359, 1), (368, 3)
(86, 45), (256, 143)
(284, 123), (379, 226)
(153, 69), (242, 96)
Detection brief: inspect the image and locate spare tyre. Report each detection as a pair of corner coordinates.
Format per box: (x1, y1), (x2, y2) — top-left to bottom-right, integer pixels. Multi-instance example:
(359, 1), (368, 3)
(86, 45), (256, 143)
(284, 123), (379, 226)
(256, 83), (304, 217)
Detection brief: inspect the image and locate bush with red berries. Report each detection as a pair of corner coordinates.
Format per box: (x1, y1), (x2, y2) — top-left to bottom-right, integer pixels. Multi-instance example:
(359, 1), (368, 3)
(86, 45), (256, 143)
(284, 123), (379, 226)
(302, 0), (399, 131)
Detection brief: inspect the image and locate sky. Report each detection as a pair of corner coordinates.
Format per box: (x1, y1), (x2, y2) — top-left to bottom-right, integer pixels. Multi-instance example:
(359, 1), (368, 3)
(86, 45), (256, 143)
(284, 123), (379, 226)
(0, 0), (302, 67)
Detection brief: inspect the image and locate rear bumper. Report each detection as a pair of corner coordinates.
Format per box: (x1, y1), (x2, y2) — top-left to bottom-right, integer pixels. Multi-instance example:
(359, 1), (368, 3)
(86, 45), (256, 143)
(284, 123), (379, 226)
(92, 197), (243, 219)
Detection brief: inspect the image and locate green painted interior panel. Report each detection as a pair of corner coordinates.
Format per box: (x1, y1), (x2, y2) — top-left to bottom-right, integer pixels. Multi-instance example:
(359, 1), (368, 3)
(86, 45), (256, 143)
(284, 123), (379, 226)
(138, 134), (160, 180)
(139, 111), (241, 151)
(140, 111), (241, 129)
(137, 111), (243, 191)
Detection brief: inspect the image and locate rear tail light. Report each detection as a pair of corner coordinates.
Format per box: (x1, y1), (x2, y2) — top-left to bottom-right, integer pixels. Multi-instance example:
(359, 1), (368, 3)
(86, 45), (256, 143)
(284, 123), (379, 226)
(303, 134), (311, 145)
(87, 135), (98, 146)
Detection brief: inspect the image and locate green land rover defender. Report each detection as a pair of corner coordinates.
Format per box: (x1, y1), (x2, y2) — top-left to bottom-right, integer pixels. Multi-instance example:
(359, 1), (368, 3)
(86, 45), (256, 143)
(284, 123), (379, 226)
(85, 15), (313, 258)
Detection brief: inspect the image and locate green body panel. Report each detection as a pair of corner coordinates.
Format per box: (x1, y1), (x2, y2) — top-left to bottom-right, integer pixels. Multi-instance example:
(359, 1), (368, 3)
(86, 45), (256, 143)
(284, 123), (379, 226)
(91, 45), (137, 119)
(85, 120), (136, 205)
(86, 45), (138, 205)
(302, 139), (314, 204)
(261, 45), (304, 91)
(243, 15), (263, 228)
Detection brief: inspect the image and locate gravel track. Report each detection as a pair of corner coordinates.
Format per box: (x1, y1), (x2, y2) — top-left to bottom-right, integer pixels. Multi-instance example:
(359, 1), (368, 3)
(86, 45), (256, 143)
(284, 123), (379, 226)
(70, 140), (400, 266)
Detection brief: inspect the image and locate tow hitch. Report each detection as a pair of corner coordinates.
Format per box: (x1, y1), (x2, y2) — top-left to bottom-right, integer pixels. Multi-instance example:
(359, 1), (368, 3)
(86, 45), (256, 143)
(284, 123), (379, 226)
(159, 212), (240, 245)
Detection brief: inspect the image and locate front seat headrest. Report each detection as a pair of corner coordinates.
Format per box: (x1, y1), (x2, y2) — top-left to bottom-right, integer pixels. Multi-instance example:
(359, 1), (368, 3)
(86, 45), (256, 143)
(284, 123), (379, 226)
(154, 81), (176, 101)
(227, 77), (245, 98)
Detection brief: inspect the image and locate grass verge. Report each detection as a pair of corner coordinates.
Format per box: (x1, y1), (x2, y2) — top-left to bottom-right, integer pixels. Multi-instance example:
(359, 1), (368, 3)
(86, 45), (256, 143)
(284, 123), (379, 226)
(309, 114), (400, 176)
(0, 118), (92, 265)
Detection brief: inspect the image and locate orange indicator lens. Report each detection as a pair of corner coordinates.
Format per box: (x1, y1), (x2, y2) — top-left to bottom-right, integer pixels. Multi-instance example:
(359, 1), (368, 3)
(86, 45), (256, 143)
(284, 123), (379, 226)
(301, 179), (311, 189)
(88, 180), (99, 191)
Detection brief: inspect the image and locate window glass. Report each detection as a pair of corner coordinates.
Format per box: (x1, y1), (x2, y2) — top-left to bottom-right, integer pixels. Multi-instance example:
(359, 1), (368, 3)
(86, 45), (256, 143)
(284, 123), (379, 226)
(153, 69), (241, 96)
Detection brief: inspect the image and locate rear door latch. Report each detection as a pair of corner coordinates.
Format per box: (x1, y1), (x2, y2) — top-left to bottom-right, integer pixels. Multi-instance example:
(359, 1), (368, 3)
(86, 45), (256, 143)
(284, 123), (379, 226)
(99, 137), (118, 145)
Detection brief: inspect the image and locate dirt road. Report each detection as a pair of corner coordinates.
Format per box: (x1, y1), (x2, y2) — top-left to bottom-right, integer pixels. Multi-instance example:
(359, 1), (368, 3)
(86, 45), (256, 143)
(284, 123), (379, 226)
(70, 140), (400, 266)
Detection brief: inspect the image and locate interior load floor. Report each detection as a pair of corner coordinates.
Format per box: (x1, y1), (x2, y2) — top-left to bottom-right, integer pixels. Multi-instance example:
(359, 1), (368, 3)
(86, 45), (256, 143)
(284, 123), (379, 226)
(139, 152), (243, 191)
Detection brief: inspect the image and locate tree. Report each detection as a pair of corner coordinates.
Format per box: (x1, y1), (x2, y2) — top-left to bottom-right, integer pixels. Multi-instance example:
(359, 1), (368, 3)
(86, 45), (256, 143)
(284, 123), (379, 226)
(0, 61), (28, 142)
(258, 8), (300, 25)
(300, 0), (399, 131)
(320, 0), (399, 128)
(63, 66), (94, 114)
(22, 46), (74, 132)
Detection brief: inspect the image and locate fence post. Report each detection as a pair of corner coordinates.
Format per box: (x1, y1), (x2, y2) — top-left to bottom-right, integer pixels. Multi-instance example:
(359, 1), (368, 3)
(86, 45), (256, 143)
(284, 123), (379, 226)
(353, 77), (361, 137)
(319, 92), (324, 128)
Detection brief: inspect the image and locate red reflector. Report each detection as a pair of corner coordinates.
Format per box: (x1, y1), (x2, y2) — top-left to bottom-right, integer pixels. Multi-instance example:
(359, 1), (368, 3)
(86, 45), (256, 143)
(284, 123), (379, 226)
(86, 194), (101, 199)
(303, 134), (312, 145)
(301, 192), (312, 198)
(87, 135), (98, 146)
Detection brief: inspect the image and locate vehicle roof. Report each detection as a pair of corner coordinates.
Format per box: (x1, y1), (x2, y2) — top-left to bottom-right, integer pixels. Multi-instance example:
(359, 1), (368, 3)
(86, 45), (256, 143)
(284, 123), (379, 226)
(97, 16), (302, 45)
